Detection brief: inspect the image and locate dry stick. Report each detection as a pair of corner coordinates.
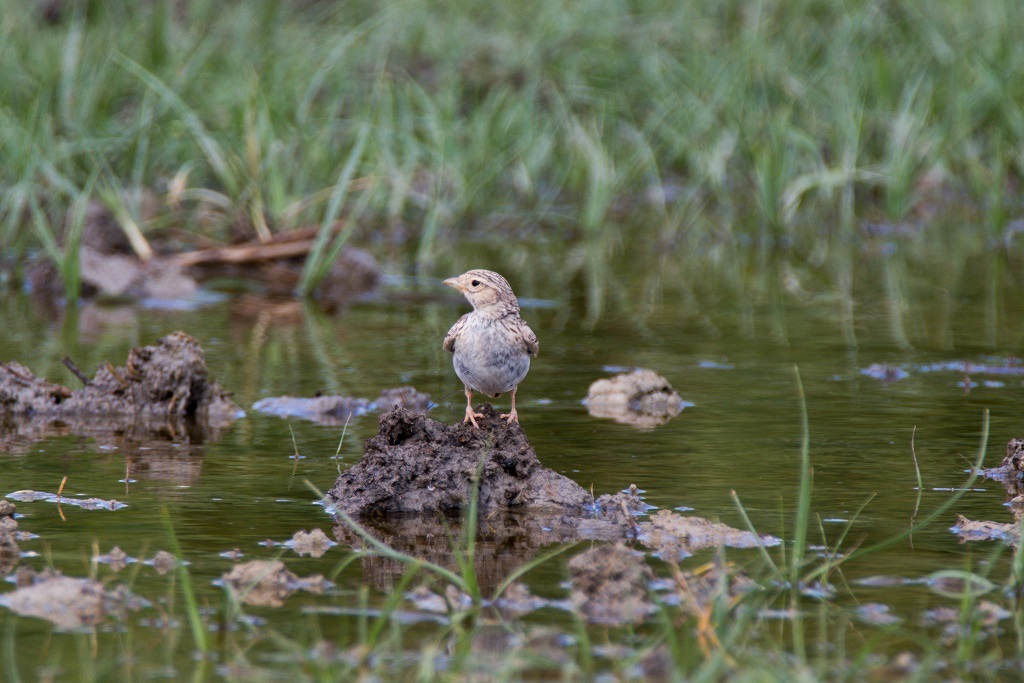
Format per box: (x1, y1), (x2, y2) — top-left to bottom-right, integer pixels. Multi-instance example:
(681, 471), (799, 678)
(105, 362), (129, 389)
(57, 475), (68, 522)
(174, 238), (318, 267)
(61, 356), (91, 386)
(172, 223), (347, 267)
(1, 362), (72, 397)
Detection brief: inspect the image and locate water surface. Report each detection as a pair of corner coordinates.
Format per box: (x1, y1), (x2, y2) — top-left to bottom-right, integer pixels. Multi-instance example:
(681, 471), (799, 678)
(2, 241), (1023, 676)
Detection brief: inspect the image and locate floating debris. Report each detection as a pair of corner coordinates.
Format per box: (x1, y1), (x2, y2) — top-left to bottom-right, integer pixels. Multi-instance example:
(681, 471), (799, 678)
(6, 491), (127, 510)
(855, 602), (901, 626)
(252, 387), (431, 426)
(405, 585), (473, 615)
(860, 364), (909, 383)
(697, 360), (734, 370)
(926, 570), (997, 597)
(855, 575), (922, 588)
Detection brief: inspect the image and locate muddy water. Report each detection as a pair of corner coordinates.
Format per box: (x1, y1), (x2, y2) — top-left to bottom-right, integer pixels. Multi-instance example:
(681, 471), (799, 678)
(3, 243), (1024, 674)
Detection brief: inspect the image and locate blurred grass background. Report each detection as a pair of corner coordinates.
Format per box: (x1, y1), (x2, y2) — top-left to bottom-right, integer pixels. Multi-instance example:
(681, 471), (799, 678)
(1, 0), (1021, 294)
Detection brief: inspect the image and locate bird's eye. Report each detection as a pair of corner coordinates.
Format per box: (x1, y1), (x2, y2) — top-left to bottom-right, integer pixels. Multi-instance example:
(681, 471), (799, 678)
(471, 280), (480, 287)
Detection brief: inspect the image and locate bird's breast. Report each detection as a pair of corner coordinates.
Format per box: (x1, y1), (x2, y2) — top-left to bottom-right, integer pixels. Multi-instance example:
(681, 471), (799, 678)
(450, 316), (531, 396)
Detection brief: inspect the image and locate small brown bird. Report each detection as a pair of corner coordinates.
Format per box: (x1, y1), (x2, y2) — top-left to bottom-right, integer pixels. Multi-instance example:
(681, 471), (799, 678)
(443, 269), (538, 428)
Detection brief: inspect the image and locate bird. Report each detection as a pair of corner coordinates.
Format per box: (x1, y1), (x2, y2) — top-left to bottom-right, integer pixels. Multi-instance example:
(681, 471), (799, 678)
(442, 269), (538, 428)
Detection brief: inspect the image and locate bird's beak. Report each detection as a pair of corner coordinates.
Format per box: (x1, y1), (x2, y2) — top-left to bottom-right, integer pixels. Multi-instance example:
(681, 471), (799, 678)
(442, 277), (464, 292)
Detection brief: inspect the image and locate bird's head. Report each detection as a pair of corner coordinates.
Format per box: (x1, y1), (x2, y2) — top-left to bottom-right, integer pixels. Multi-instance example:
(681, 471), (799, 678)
(442, 269), (519, 315)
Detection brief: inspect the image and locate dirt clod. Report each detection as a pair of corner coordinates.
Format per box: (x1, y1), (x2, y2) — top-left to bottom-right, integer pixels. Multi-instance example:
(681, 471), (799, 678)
(0, 500), (19, 576)
(951, 514), (1020, 545)
(221, 560), (328, 607)
(585, 369), (684, 428)
(0, 569), (144, 629)
(288, 529), (336, 558)
(150, 550), (178, 576)
(1002, 439), (1024, 473)
(326, 405), (592, 516)
(638, 510), (780, 560)
(568, 544), (656, 625)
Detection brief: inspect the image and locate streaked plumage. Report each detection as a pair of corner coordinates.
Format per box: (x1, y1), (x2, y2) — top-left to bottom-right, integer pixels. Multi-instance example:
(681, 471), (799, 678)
(442, 269), (538, 427)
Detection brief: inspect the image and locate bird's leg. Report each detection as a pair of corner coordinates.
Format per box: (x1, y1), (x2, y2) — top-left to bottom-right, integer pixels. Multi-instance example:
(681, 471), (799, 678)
(464, 386), (485, 428)
(500, 387), (519, 424)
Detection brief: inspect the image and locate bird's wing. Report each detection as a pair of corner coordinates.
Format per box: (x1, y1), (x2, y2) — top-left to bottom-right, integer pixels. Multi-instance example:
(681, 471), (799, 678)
(518, 319), (539, 356)
(443, 314), (470, 353)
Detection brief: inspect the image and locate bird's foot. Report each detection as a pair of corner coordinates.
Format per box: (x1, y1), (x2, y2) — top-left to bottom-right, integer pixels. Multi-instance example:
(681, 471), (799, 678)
(499, 408), (519, 425)
(464, 408), (486, 428)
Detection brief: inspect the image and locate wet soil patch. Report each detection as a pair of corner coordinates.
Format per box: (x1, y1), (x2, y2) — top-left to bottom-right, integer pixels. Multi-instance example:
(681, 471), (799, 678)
(326, 405), (592, 516)
(0, 331), (240, 448)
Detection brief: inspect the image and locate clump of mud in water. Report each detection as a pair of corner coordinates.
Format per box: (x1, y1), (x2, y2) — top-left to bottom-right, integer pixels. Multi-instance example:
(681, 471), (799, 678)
(585, 368), (685, 428)
(0, 331), (241, 447)
(568, 544), (656, 625)
(0, 500), (19, 575)
(981, 439), (1024, 496)
(220, 560), (330, 607)
(0, 568), (145, 629)
(326, 405), (592, 516)
(638, 509), (781, 560)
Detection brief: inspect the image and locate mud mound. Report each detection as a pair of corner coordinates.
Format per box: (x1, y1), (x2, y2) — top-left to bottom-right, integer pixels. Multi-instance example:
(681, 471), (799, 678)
(0, 332), (241, 448)
(326, 405), (591, 516)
